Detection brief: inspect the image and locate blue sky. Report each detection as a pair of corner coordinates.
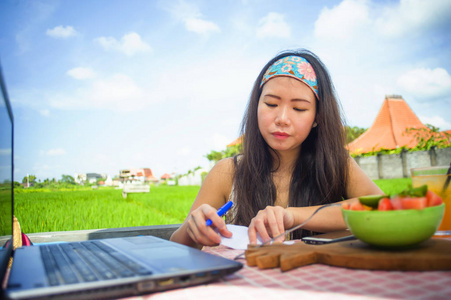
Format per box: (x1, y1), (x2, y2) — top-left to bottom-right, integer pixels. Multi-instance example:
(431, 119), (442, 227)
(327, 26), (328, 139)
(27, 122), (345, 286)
(1, 0), (450, 182)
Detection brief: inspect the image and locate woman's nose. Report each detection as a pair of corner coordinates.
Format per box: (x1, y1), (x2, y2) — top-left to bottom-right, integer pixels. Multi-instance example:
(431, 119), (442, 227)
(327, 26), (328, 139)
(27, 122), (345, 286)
(275, 106), (290, 126)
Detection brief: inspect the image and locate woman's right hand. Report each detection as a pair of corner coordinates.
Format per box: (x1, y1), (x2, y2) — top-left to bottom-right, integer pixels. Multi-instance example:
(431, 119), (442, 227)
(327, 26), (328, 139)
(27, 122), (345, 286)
(186, 203), (232, 247)
(248, 205), (295, 245)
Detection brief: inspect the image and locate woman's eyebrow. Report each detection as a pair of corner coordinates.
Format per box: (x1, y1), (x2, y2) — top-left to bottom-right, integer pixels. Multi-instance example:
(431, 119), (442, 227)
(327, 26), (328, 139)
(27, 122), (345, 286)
(292, 98), (311, 103)
(262, 93), (312, 103)
(262, 93), (281, 100)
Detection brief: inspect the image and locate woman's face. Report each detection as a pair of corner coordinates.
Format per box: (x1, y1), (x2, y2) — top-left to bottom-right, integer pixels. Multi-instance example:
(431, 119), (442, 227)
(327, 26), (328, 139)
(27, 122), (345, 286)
(257, 76), (317, 155)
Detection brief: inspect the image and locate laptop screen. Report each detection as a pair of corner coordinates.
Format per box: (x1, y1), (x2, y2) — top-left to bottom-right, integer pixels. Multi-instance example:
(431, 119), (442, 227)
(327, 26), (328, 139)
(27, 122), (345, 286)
(0, 65), (13, 241)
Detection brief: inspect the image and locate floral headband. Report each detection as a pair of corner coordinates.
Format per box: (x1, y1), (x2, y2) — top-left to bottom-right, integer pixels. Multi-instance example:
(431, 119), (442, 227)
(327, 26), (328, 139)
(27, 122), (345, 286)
(260, 55), (319, 100)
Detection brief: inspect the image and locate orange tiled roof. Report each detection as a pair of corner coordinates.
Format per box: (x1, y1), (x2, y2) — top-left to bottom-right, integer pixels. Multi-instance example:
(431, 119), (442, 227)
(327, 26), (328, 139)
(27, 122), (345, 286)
(143, 168), (154, 177)
(347, 96), (428, 155)
(160, 173), (172, 179)
(227, 136), (243, 147)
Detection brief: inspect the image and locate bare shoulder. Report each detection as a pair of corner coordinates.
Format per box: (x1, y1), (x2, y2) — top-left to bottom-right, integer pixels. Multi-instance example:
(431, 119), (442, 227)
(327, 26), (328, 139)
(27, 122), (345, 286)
(210, 157), (235, 174)
(196, 157), (235, 205)
(347, 156), (361, 173)
(204, 157), (235, 188)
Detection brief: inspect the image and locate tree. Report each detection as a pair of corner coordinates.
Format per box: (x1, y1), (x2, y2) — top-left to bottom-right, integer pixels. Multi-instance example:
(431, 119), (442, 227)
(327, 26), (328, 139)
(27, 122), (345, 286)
(22, 174), (36, 184)
(206, 144), (242, 163)
(345, 126), (367, 144)
(224, 144), (241, 158)
(206, 150), (224, 163)
(60, 174), (76, 185)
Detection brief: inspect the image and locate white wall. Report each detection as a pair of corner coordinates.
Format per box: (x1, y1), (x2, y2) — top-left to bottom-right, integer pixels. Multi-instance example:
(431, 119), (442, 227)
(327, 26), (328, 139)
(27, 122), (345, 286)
(178, 169), (207, 186)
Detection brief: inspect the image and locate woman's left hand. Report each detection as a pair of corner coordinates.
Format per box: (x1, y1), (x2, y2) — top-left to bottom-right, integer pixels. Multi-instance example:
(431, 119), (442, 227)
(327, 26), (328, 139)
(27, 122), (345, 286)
(248, 206), (294, 245)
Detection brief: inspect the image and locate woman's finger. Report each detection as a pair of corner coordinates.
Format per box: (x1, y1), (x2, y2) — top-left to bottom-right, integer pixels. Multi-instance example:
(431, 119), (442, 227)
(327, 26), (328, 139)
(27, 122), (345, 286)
(252, 212), (271, 243)
(248, 221), (258, 245)
(273, 207), (286, 242)
(188, 209), (221, 246)
(265, 207), (282, 241)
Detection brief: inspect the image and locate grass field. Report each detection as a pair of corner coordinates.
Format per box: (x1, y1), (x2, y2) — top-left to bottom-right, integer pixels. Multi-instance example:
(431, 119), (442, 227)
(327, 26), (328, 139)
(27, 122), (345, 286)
(12, 178), (412, 234)
(373, 177), (412, 195)
(13, 186), (200, 234)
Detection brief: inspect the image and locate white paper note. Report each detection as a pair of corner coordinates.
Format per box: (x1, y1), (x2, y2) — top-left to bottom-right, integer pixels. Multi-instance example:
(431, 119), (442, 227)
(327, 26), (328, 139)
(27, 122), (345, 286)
(219, 224), (262, 250)
(219, 224), (295, 250)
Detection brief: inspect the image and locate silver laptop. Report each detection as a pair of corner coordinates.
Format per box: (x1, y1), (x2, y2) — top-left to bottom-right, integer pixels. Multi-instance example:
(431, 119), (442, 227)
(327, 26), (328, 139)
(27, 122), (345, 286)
(0, 64), (242, 300)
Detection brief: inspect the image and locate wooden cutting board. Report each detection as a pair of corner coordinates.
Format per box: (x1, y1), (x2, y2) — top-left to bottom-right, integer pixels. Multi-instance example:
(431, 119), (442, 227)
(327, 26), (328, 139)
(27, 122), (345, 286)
(245, 238), (451, 272)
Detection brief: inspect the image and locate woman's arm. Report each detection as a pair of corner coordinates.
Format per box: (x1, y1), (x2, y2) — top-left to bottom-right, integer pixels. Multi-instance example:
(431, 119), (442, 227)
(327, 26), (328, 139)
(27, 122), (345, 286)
(248, 157), (384, 243)
(345, 156), (384, 200)
(170, 158), (235, 249)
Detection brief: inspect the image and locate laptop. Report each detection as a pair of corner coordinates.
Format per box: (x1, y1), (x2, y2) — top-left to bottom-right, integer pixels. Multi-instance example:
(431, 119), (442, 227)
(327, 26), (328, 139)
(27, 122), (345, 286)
(0, 64), (242, 300)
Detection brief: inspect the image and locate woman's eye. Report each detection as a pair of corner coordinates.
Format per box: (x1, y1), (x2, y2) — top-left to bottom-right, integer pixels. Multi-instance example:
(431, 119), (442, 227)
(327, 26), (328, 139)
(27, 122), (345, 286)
(265, 103), (277, 108)
(294, 108), (306, 112)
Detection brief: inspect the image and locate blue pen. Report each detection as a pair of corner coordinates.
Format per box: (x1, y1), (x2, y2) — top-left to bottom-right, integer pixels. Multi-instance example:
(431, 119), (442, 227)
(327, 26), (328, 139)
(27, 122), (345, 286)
(206, 201), (233, 226)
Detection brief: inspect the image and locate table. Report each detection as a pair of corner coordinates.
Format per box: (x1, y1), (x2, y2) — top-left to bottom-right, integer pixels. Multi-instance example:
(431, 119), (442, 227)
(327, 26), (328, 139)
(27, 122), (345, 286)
(124, 244), (451, 300)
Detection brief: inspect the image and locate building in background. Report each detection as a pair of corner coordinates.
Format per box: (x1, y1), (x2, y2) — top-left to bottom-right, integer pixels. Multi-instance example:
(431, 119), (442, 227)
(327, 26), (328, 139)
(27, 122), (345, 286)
(160, 173), (176, 186)
(119, 168), (158, 184)
(74, 173), (107, 185)
(346, 95), (450, 155)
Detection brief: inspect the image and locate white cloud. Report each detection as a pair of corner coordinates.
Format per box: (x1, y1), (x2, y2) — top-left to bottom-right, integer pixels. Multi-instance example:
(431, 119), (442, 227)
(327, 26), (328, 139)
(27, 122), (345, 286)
(375, 0), (451, 37)
(46, 25), (78, 39)
(314, 0), (370, 40)
(397, 68), (451, 99)
(39, 109), (50, 117)
(314, 0), (451, 41)
(152, 54), (259, 108)
(164, 0), (199, 22)
(256, 12), (291, 39)
(95, 32), (151, 56)
(95, 37), (116, 49)
(185, 18), (220, 35)
(163, 0), (220, 35)
(46, 51), (258, 114)
(90, 74), (145, 108)
(49, 73), (149, 112)
(418, 115), (451, 130)
(67, 67), (96, 80)
(311, 0), (451, 129)
(46, 148), (66, 156)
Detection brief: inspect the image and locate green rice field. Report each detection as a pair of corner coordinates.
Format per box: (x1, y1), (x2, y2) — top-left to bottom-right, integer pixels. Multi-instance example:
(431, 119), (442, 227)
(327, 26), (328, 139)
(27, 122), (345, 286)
(13, 186), (200, 234)
(12, 178), (411, 234)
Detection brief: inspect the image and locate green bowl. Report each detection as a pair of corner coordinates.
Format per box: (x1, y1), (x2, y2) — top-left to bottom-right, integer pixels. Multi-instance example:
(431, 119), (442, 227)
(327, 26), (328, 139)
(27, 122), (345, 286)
(342, 203), (445, 248)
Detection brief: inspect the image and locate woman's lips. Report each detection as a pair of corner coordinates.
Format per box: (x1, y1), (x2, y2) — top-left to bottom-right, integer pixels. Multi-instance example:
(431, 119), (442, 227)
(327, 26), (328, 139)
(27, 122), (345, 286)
(273, 132), (289, 139)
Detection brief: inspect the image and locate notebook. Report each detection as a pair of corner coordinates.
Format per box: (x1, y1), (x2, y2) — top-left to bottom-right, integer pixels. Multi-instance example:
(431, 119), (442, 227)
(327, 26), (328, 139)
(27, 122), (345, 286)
(0, 64), (242, 300)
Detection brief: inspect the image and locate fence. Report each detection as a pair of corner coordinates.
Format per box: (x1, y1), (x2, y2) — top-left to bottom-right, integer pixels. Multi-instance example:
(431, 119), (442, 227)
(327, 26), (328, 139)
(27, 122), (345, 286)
(354, 147), (451, 179)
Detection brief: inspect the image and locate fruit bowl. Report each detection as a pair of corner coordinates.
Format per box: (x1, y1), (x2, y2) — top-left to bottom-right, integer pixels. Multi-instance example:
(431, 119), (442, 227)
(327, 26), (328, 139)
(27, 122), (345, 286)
(342, 203), (445, 248)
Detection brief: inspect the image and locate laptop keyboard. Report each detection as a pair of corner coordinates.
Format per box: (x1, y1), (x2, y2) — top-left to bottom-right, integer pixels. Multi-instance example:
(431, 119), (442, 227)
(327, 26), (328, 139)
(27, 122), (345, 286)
(40, 241), (153, 286)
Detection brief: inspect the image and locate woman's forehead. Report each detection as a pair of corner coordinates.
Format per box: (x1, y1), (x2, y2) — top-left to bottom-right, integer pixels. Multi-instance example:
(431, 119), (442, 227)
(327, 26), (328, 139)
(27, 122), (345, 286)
(261, 77), (316, 102)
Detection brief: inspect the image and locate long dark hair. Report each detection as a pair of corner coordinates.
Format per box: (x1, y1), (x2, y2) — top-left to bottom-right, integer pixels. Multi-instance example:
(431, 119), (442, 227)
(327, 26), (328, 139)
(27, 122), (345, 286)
(232, 49), (349, 238)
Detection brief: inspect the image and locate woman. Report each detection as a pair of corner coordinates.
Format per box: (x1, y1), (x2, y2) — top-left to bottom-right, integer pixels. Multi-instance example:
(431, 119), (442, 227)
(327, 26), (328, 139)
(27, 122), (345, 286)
(170, 49), (383, 249)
